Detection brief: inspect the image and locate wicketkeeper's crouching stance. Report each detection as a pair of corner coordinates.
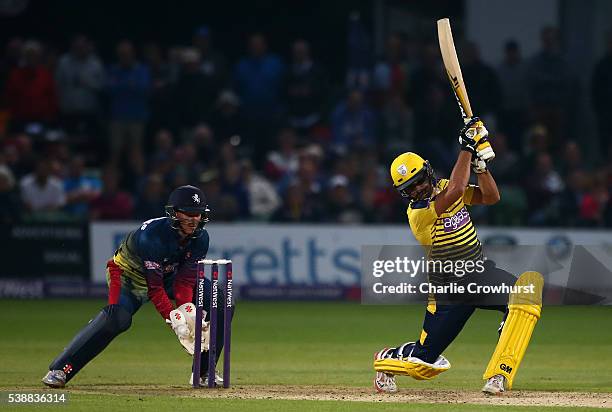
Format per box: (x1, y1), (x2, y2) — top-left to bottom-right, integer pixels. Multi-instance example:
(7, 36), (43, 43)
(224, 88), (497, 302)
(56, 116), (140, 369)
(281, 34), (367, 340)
(374, 118), (543, 395)
(42, 185), (233, 388)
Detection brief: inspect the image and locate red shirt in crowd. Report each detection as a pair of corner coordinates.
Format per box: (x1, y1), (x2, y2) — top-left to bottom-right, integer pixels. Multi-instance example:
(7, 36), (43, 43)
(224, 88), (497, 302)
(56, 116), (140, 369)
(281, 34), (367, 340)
(4, 65), (58, 122)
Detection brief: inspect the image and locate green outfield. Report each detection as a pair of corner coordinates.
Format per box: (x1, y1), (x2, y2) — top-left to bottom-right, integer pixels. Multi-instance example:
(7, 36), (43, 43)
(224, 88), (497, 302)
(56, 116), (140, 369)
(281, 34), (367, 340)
(1, 300), (611, 411)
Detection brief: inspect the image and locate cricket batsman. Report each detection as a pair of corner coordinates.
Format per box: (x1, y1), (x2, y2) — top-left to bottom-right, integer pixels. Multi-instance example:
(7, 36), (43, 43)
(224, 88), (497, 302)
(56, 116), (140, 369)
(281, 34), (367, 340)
(42, 185), (230, 387)
(373, 118), (543, 394)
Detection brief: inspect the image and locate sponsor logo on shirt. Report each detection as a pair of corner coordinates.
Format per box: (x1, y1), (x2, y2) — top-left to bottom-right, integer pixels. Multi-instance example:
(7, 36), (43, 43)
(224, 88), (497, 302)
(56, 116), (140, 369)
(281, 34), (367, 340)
(443, 206), (470, 232)
(144, 260), (161, 270)
(163, 263), (178, 273)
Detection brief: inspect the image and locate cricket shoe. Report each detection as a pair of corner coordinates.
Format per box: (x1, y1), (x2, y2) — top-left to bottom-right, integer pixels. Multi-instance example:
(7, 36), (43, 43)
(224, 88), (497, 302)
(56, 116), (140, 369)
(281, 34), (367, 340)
(373, 348), (397, 393)
(189, 371), (223, 386)
(374, 371), (397, 393)
(41, 370), (66, 388)
(482, 374), (506, 395)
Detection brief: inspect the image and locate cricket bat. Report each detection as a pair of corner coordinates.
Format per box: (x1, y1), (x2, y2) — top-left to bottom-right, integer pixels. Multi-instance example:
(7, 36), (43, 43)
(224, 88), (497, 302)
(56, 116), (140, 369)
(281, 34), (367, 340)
(437, 18), (473, 121)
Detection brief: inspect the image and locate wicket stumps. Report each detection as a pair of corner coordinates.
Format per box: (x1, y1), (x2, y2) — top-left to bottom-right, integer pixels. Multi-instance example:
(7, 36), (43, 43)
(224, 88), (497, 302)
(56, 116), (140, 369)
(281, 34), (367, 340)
(192, 259), (233, 389)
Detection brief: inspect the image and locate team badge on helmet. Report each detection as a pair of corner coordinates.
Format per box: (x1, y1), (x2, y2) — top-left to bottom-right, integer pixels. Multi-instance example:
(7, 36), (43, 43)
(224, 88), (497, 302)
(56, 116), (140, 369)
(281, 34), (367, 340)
(192, 193), (200, 204)
(389, 152), (436, 202)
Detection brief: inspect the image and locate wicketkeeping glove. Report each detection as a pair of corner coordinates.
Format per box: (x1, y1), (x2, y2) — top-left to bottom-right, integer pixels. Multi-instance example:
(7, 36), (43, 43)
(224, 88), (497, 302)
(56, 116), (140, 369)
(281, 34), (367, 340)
(167, 308), (195, 355)
(166, 303), (210, 355)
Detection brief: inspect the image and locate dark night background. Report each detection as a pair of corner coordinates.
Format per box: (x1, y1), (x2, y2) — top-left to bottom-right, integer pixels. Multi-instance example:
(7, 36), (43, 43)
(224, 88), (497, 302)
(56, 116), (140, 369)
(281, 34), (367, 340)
(0, 0), (462, 80)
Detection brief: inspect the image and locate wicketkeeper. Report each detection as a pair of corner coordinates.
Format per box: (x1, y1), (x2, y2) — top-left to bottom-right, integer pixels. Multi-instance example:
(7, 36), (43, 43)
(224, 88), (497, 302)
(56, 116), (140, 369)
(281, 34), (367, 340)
(42, 185), (232, 388)
(374, 118), (543, 394)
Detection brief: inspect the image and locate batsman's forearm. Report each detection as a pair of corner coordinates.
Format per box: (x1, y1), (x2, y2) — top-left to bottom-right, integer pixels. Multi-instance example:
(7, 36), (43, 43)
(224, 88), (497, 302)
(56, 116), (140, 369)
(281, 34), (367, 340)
(477, 171), (501, 204)
(448, 151), (472, 194)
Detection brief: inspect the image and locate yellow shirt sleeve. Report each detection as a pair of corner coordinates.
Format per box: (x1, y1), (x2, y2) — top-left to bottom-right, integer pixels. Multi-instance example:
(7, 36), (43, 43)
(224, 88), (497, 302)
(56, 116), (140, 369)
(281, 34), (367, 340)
(463, 184), (476, 206)
(407, 202), (439, 245)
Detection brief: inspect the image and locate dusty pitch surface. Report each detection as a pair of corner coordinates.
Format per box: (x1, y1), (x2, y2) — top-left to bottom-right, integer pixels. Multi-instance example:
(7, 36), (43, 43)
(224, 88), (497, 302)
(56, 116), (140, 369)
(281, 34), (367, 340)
(57, 385), (612, 408)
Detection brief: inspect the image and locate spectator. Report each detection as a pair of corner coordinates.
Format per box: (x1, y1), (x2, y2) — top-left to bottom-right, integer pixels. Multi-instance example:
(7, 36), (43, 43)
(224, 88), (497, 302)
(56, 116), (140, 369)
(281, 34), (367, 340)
(378, 93), (414, 159)
(193, 25), (228, 95)
(462, 42), (502, 121)
(277, 148), (325, 222)
(524, 152), (564, 225)
(358, 169), (381, 223)
(190, 124), (217, 166)
(209, 90), (246, 142)
(173, 48), (211, 137)
(107, 40), (151, 168)
(273, 177), (324, 223)
(525, 27), (575, 145)
(55, 35), (104, 137)
(559, 141), (584, 177)
(0, 164), (20, 223)
(558, 170), (585, 226)
(234, 33), (285, 160)
(220, 160), (250, 219)
(242, 159), (280, 221)
(570, 171), (607, 227)
(272, 181), (307, 222)
(2, 132), (36, 178)
(408, 43), (446, 108)
(20, 157), (66, 214)
(147, 129), (177, 185)
(487, 134), (527, 226)
(496, 40), (528, 145)
(265, 127), (300, 181)
(487, 133), (520, 185)
(4, 40), (58, 129)
(372, 33), (410, 105)
(284, 39), (329, 132)
(134, 173), (167, 219)
(172, 142), (206, 184)
(590, 31), (612, 156)
(346, 12), (372, 90)
(63, 155), (102, 218)
(520, 124), (551, 179)
(89, 167), (134, 220)
(331, 89), (375, 152)
(0, 37), (23, 105)
(325, 174), (362, 223)
(198, 169), (224, 220)
(142, 42), (174, 131)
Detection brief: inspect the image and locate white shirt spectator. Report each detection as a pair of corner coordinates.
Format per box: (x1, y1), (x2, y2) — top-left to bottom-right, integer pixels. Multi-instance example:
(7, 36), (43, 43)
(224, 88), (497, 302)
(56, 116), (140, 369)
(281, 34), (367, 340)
(20, 174), (66, 211)
(247, 173), (281, 218)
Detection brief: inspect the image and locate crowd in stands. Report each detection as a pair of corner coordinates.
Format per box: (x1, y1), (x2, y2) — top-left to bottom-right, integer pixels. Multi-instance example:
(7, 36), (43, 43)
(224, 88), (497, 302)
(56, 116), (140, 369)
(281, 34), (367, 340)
(1, 22), (611, 227)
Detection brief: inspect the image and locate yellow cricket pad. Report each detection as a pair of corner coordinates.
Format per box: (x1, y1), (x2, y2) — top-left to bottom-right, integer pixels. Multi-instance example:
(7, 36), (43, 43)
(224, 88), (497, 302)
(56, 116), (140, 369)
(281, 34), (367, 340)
(483, 271), (544, 389)
(374, 356), (451, 380)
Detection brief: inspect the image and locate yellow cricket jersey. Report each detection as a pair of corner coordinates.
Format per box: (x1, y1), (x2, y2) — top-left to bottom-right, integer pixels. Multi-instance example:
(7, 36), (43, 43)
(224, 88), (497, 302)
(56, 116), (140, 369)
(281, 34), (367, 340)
(407, 179), (482, 263)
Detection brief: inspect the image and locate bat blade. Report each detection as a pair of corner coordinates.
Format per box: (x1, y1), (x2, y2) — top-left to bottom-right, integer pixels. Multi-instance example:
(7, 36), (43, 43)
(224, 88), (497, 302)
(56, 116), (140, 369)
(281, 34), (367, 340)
(437, 18), (473, 120)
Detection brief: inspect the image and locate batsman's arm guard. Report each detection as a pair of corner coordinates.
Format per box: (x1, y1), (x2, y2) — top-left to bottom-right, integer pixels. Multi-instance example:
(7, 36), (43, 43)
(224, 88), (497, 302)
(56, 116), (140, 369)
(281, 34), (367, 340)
(483, 271), (544, 389)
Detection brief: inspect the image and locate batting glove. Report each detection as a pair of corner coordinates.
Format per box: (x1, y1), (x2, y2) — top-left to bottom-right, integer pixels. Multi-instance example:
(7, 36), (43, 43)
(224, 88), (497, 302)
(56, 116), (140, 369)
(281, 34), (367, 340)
(471, 155), (488, 174)
(461, 116), (495, 161)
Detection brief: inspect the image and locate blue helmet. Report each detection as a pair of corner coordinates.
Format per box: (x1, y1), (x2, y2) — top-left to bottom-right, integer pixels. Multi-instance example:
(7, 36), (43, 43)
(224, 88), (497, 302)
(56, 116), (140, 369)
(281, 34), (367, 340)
(165, 185), (210, 236)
